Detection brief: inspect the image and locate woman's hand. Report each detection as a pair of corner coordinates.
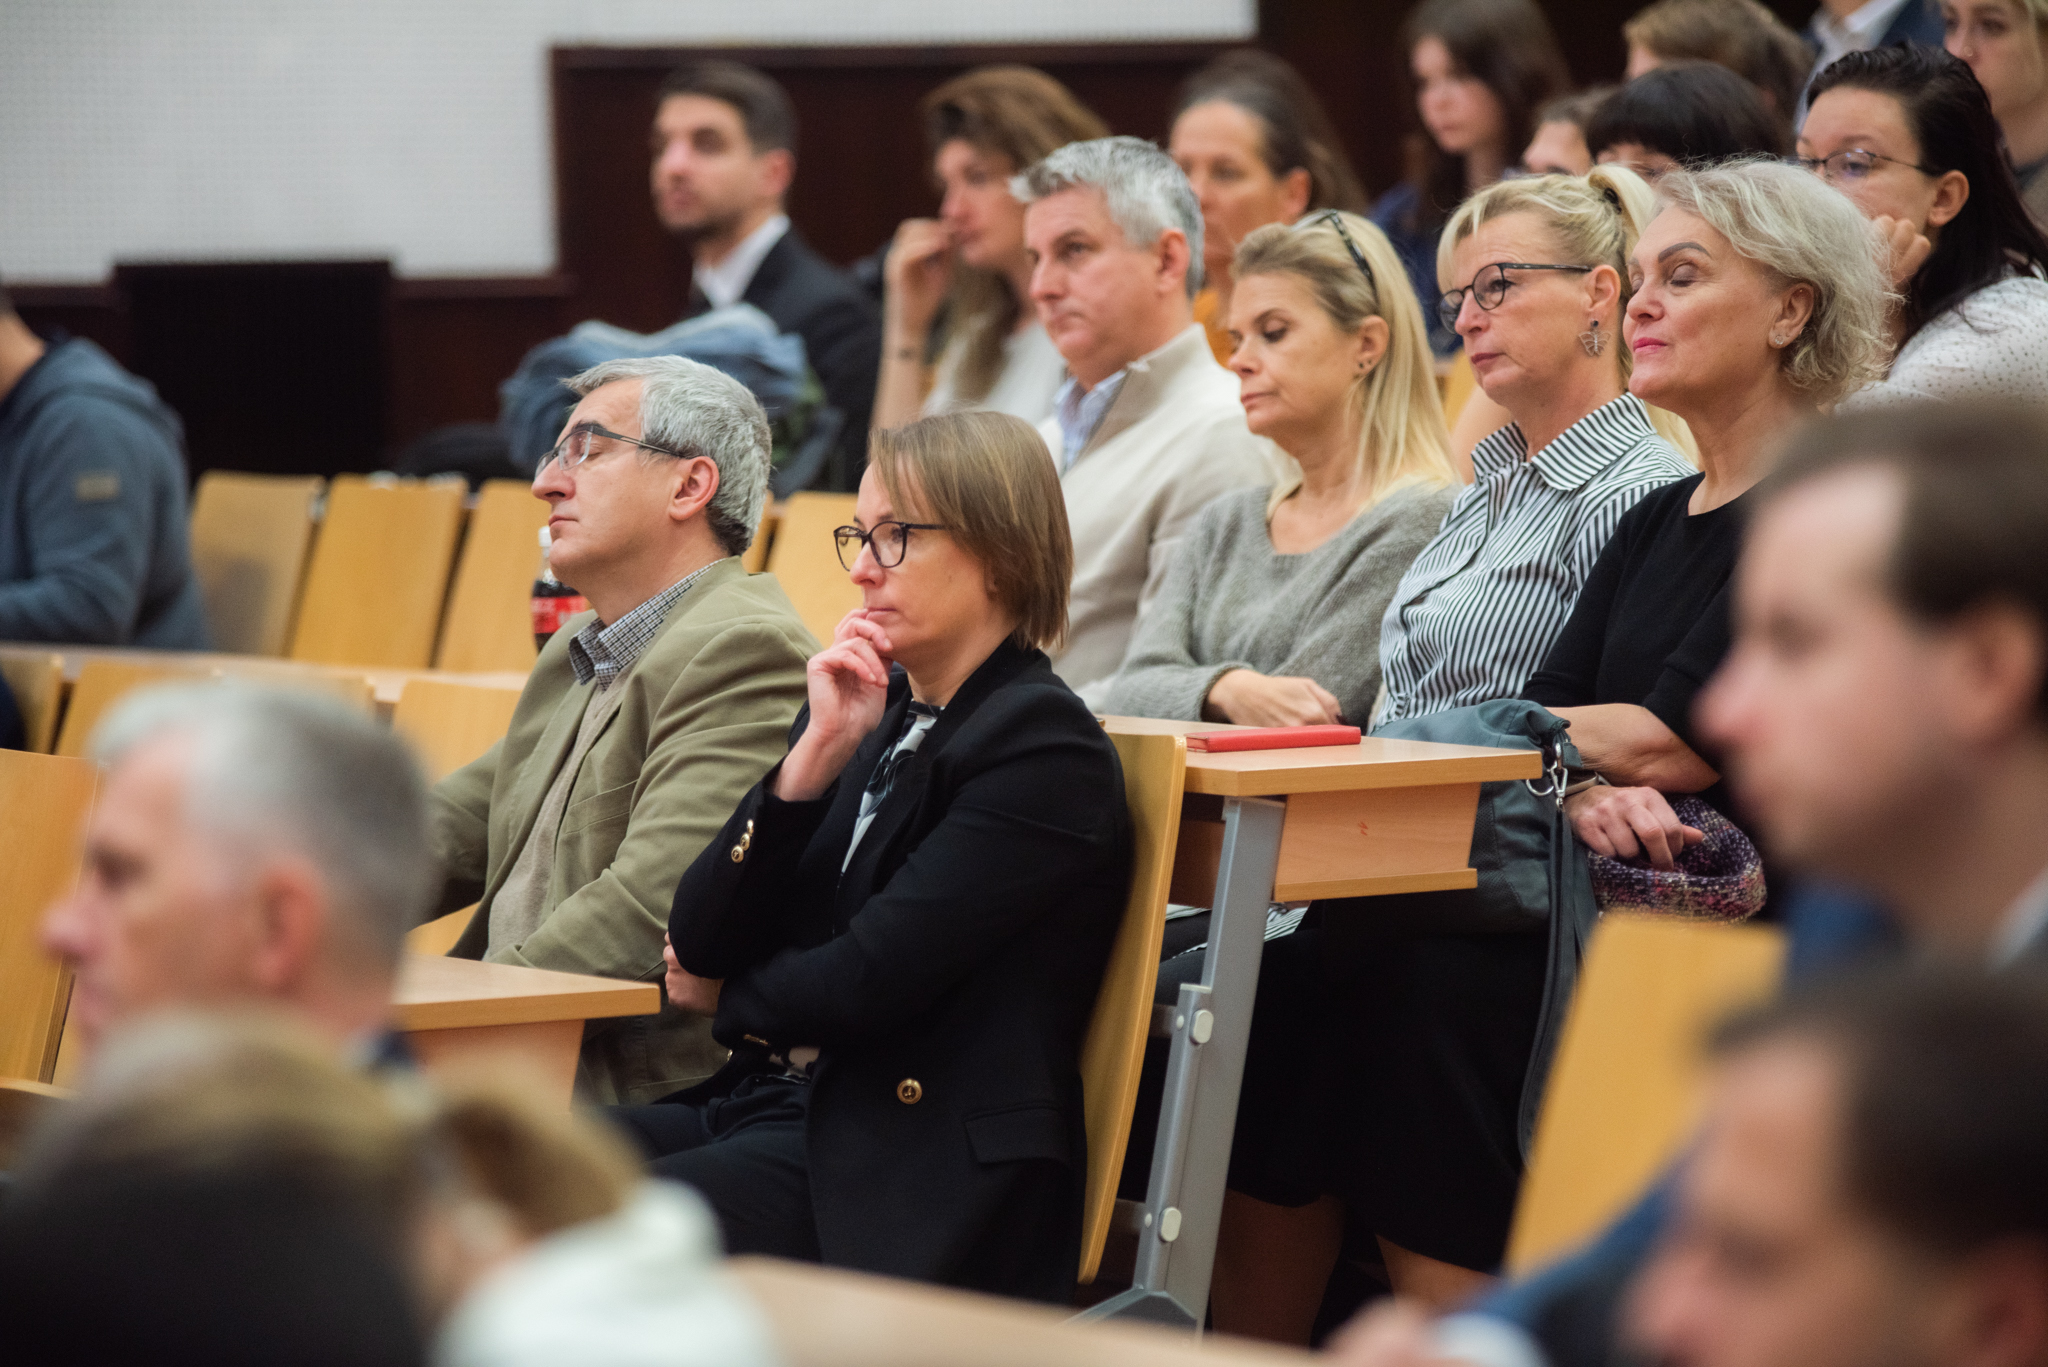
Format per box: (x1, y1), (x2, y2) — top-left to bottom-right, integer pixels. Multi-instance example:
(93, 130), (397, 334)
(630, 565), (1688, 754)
(663, 934), (722, 1014)
(1206, 669), (1344, 727)
(1871, 214), (1933, 291)
(774, 611), (895, 802)
(1565, 785), (1704, 870)
(883, 217), (956, 343)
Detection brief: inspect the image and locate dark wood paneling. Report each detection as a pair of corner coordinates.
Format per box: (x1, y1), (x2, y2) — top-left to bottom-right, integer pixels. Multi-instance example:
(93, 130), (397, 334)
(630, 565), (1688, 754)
(11, 284), (128, 363)
(388, 276), (572, 447)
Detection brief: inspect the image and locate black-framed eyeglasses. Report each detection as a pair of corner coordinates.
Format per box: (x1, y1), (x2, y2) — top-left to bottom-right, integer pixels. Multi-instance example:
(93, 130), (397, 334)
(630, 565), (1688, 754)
(1306, 210), (1378, 293)
(1437, 262), (1595, 333)
(833, 520), (950, 571)
(1785, 148), (1935, 185)
(537, 422), (689, 478)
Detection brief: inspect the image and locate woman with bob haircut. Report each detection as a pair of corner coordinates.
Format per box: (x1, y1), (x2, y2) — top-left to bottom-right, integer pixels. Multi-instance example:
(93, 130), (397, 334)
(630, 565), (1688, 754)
(620, 409), (1133, 1304)
(872, 67), (1108, 430)
(1587, 62), (1788, 182)
(1103, 211), (1455, 727)
(1799, 44), (2048, 408)
(1526, 159), (1892, 864)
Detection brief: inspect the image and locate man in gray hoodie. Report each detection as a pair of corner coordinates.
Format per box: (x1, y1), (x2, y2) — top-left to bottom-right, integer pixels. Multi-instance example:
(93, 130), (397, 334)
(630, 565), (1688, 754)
(0, 274), (207, 648)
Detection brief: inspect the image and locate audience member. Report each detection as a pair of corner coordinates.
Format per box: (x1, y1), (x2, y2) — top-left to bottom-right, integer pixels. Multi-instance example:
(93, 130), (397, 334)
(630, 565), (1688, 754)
(1628, 970), (2048, 1367)
(1622, 0), (1814, 132)
(429, 356), (811, 1106)
(1946, 0), (2048, 222)
(617, 411), (1132, 1302)
(1522, 89), (1613, 177)
(869, 66), (1105, 431)
(1811, 0), (1948, 79)
(39, 683), (436, 1065)
(0, 276), (207, 648)
(1102, 212), (1454, 726)
(1170, 50), (1369, 364)
(1523, 159), (1890, 866)
(1587, 63), (1789, 182)
(1378, 0), (1571, 354)
(1013, 136), (1277, 705)
(1800, 46), (2048, 408)
(655, 61), (881, 485)
(1378, 166), (1690, 728)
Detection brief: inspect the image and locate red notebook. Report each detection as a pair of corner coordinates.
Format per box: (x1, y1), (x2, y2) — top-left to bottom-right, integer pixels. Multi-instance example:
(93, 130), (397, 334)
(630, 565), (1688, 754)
(1184, 724), (1362, 753)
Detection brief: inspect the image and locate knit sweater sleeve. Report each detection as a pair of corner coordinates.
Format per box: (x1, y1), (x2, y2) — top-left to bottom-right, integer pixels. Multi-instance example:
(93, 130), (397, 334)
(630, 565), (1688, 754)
(1099, 492), (1251, 721)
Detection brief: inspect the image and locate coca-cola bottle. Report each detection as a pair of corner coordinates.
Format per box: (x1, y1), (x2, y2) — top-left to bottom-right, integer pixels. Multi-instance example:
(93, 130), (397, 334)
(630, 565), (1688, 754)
(531, 526), (590, 653)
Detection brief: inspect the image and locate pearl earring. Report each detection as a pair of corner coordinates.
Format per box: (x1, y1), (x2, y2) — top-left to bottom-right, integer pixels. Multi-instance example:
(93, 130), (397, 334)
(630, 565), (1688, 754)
(1578, 321), (1607, 357)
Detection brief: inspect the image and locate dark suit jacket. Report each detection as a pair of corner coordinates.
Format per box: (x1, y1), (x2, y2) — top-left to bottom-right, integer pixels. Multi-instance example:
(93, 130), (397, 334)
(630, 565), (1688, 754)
(669, 640), (1132, 1301)
(688, 228), (880, 488)
(1805, 0), (1945, 58)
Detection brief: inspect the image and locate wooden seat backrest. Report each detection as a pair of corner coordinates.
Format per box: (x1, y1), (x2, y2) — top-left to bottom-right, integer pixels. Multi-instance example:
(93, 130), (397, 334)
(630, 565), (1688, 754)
(1078, 730), (1187, 1284)
(763, 491), (860, 646)
(0, 650), (66, 752)
(0, 751), (98, 1083)
(187, 471), (325, 655)
(435, 479), (549, 673)
(1506, 913), (1786, 1273)
(54, 660), (213, 758)
(288, 475), (467, 668)
(392, 678), (525, 782)
(739, 504), (779, 574)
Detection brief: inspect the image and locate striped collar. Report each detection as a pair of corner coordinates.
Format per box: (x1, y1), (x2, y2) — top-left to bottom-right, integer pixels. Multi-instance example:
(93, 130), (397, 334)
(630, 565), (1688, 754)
(1471, 393), (1659, 493)
(568, 559), (721, 689)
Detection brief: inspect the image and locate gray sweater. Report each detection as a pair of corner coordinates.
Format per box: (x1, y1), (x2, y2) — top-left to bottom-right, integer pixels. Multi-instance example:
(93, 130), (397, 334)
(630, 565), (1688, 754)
(1102, 481), (1456, 723)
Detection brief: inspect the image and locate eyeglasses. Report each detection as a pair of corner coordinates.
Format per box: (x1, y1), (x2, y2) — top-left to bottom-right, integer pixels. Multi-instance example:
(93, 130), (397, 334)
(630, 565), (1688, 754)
(1785, 148), (1935, 184)
(1437, 262), (1595, 333)
(537, 422), (688, 478)
(833, 520), (950, 571)
(1306, 211), (1378, 293)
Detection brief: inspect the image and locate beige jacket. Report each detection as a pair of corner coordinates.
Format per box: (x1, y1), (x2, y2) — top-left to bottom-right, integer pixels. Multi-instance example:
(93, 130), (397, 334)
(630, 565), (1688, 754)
(1038, 324), (1279, 706)
(430, 558), (815, 1104)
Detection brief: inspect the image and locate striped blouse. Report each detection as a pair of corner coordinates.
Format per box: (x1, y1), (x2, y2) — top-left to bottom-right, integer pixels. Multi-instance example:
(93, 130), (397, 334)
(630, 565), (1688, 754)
(1376, 394), (1691, 724)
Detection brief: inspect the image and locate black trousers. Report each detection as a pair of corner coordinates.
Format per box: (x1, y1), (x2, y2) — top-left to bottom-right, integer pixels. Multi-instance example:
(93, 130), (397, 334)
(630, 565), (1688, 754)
(610, 1072), (821, 1262)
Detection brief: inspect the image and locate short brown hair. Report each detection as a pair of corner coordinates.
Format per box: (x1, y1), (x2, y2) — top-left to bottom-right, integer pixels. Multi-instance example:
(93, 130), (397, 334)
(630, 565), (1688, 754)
(659, 60), (797, 155)
(1624, 0), (1813, 125)
(867, 411), (1071, 653)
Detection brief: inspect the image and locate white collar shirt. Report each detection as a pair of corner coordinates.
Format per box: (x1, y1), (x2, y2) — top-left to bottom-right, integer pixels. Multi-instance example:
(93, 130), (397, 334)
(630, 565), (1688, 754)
(693, 214), (790, 310)
(1992, 862), (2048, 966)
(1810, 0), (1918, 73)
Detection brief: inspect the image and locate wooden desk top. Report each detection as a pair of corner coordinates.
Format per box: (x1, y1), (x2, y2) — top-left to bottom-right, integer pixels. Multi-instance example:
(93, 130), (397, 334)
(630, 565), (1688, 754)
(1101, 715), (1541, 797)
(731, 1257), (1310, 1367)
(0, 642), (529, 706)
(393, 955), (660, 1032)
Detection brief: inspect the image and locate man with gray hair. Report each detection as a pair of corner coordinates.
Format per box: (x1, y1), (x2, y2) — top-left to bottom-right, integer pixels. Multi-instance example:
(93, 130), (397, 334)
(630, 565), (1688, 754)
(429, 354), (813, 1104)
(1014, 136), (1276, 704)
(41, 683), (437, 1060)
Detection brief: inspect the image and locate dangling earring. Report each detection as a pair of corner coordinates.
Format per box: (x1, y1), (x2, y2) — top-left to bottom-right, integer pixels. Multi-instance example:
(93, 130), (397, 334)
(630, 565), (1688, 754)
(1578, 320), (1607, 357)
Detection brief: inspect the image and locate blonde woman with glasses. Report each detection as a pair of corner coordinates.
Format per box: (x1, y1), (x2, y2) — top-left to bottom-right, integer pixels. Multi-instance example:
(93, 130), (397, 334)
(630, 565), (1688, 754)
(1101, 211), (1455, 727)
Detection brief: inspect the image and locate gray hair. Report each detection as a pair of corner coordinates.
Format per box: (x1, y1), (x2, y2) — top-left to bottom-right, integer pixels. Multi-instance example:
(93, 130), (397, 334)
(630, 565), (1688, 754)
(1656, 159), (1895, 406)
(92, 683), (437, 975)
(565, 355), (772, 557)
(1011, 135), (1206, 298)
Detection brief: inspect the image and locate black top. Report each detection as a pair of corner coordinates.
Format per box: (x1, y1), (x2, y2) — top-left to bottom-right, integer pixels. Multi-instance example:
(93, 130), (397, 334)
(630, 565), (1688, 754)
(1524, 473), (1745, 799)
(669, 639), (1131, 1301)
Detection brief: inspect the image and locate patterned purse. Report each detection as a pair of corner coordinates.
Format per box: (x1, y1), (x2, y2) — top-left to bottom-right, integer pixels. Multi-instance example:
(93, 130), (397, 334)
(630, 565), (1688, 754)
(1586, 795), (1767, 922)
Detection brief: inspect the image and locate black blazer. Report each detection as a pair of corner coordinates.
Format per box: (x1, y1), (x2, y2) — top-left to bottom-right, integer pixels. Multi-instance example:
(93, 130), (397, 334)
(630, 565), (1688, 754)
(670, 641), (1131, 1301)
(688, 229), (880, 484)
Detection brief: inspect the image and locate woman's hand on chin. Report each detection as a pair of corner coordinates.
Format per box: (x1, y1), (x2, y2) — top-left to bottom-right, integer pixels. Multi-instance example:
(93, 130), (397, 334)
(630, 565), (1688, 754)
(775, 611), (896, 802)
(1205, 669), (1344, 727)
(1871, 214), (1932, 291)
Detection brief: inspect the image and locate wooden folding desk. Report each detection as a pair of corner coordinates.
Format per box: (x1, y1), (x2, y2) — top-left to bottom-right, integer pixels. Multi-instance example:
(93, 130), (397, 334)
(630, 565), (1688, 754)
(1089, 718), (1541, 1328)
(394, 955), (661, 1106)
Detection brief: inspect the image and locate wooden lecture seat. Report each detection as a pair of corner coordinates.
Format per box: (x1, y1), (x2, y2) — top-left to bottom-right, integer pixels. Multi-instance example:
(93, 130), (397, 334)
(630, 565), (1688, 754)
(288, 475), (468, 669)
(391, 677), (525, 782)
(406, 904), (478, 957)
(1506, 913), (1786, 1274)
(187, 471), (325, 655)
(1078, 730), (1185, 1284)
(435, 479), (549, 673)
(740, 503), (778, 574)
(0, 650), (65, 752)
(54, 658), (212, 758)
(764, 491), (860, 646)
(0, 750), (99, 1084)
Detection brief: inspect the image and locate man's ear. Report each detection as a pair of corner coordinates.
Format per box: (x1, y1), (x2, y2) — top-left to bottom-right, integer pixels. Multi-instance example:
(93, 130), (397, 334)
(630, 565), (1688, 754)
(1158, 228), (1194, 299)
(669, 455), (722, 526)
(245, 858), (329, 996)
(1942, 600), (2048, 746)
(756, 147), (795, 205)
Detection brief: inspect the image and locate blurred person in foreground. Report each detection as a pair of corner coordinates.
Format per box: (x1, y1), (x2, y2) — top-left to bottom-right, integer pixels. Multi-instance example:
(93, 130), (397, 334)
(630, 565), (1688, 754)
(39, 682), (436, 1067)
(1013, 136), (1276, 706)
(428, 355), (813, 1106)
(0, 1014), (777, 1367)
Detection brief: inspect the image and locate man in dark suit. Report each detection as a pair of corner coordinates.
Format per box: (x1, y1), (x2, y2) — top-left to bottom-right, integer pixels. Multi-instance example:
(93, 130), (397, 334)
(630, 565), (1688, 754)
(652, 61), (880, 489)
(1806, 0), (1945, 77)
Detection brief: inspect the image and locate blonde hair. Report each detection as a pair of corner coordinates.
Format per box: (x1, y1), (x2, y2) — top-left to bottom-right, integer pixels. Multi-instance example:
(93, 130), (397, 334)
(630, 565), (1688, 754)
(1234, 212), (1455, 503)
(868, 410), (1073, 653)
(1436, 164), (1698, 458)
(1656, 159), (1894, 406)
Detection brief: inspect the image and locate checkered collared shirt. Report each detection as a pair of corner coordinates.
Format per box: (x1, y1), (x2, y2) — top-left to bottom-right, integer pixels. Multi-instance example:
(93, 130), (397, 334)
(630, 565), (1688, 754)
(567, 561), (721, 690)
